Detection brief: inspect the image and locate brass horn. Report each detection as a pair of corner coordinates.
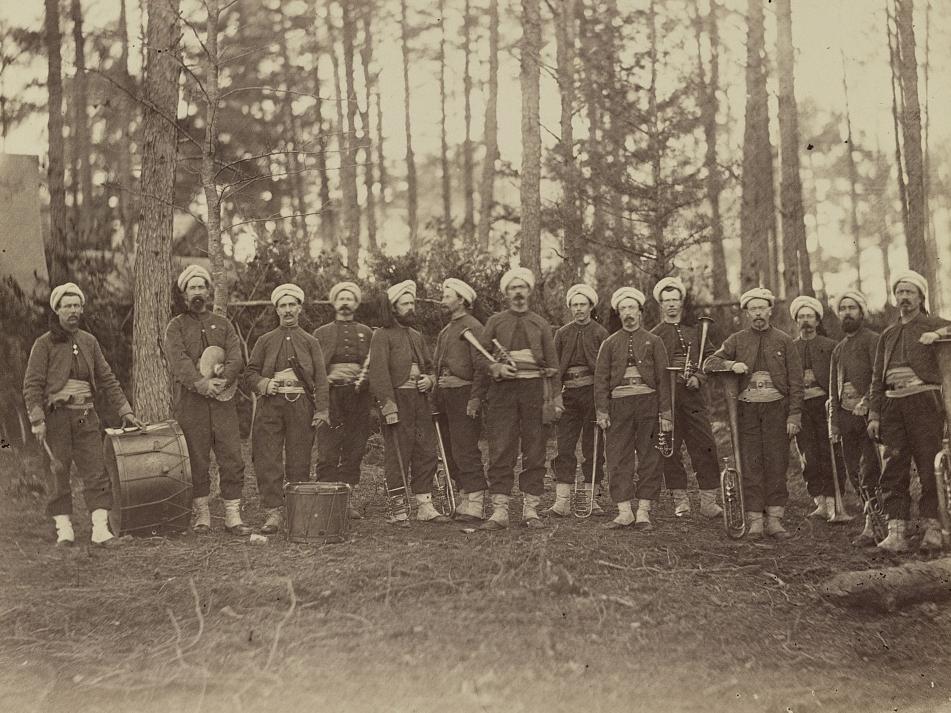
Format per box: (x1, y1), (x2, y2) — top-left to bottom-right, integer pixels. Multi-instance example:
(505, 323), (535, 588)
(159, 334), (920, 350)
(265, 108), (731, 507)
(460, 327), (498, 363)
(655, 366), (678, 458)
(431, 410), (457, 517)
(573, 424), (600, 518)
(932, 338), (951, 547)
(715, 370), (746, 539)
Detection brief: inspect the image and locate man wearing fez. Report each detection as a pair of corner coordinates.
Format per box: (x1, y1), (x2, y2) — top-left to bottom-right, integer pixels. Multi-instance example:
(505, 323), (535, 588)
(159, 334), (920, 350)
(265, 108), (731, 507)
(165, 265), (251, 535)
(478, 266), (563, 530)
(828, 289), (883, 546)
(594, 287), (672, 531)
(313, 281), (373, 520)
(368, 280), (449, 525)
(432, 277), (489, 522)
(23, 283), (144, 546)
(245, 284), (329, 534)
(703, 288), (803, 540)
(545, 283), (608, 517)
(789, 295), (839, 521)
(649, 276), (722, 519)
(868, 270), (951, 553)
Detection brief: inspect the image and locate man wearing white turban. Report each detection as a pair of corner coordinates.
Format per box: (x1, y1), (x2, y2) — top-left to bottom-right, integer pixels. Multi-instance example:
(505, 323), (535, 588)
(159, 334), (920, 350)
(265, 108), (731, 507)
(165, 264), (251, 535)
(432, 278), (489, 522)
(789, 295), (840, 521)
(704, 288), (803, 540)
(828, 289), (883, 546)
(244, 284), (329, 534)
(867, 270), (951, 552)
(313, 281), (373, 519)
(368, 281), (449, 525)
(23, 283), (144, 546)
(477, 267), (563, 530)
(544, 284), (608, 517)
(594, 287), (672, 531)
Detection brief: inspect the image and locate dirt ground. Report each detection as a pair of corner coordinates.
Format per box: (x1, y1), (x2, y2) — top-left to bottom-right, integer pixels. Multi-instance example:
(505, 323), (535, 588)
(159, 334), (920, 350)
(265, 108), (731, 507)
(2, 431), (951, 713)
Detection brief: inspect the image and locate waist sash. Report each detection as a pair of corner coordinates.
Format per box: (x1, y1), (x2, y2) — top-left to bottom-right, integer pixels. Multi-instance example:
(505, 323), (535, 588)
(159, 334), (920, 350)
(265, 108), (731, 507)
(885, 366), (939, 398)
(738, 370), (783, 403)
(510, 349), (542, 379)
(272, 368), (305, 395)
(48, 378), (93, 408)
(398, 362), (423, 389)
(328, 362), (362, 384)
(612, 365), (654, 398)
(564, 365), (594, 389)
(803, 368), (826, 400)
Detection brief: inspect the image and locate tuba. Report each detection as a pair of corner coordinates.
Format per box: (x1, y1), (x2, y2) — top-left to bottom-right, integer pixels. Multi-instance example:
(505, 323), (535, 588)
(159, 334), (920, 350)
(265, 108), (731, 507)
(932, 338), (951, 547)
(715, 370), (746, 539)
(655, 366), (678, 457)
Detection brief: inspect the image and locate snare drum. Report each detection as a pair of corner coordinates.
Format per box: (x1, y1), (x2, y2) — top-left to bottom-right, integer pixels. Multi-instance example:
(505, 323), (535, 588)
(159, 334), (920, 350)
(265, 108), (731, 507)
(104, 420), (193, 536)
(285, 482), (351, 544)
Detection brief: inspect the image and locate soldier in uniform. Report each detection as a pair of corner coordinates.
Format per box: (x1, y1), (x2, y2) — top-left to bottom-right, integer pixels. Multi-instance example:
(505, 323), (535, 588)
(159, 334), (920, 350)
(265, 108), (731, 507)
(23, 282), (143, 546)
(369, 280), (449, 525)
(313, 281), (373, 519)
(165, 265), (251, 535)
(245, 284), (329, 534)
(545, 283), (608, 517)
(433, 277), (489, 522)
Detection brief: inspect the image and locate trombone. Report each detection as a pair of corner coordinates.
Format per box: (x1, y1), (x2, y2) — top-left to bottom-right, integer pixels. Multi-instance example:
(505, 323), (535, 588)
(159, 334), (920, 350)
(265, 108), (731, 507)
(431, 409), (457, 517)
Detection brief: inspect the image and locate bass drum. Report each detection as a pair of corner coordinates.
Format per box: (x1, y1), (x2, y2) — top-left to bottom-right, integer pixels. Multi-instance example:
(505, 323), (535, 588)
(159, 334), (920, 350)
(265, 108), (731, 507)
(105, 420), (193, 536)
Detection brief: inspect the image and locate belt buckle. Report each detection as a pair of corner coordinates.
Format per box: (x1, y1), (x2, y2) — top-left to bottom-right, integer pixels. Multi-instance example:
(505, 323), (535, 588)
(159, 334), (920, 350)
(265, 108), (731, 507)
(754, 379), (766, 389)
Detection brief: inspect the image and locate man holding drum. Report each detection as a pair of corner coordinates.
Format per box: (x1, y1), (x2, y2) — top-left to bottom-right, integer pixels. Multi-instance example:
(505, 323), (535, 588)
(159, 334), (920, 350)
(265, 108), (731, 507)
(23, 282), (144, 546)
(165, 265), (251, 535)
(245, 283), (329, 534)
(313, 281), (373, 519)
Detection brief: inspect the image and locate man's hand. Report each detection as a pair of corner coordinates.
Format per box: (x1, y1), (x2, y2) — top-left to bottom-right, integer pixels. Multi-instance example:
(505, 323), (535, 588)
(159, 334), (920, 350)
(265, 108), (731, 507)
(919, 331), (941, 346)
(194, 378), (212, 397)
(596, 412), (610, 430)
(208, 378), (227, 396)
(466, 398), (481, 419)
(867, 419), (880, 441)
(489, 363), (518, 380)
(416, 375), (435, 393)
(121, 413), (146, 429)
(312, 412), (329, 429)
(385, 412), (399, 426)
(786, 422), (800, 438)
(831, 433), (843, 444)
(731, 362), (749, 375)
(660, 417), (673, 433)
(264, 378), (279, 396)
(685, 375), (701, 391)
(31, 421), (46, 442)
(852, 402), (869, 417)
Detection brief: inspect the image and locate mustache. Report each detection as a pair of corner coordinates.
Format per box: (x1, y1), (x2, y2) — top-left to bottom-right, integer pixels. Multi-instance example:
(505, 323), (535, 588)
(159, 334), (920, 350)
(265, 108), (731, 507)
(189, 296), (206, 309)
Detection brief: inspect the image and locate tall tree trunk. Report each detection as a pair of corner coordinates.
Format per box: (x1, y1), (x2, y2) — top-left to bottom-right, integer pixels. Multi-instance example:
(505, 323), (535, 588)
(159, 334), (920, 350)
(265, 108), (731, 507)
(555, 0), (583, 280)
(739, 0), (775, 292)
(461, 0), (475, 241)
(400, 0), (418, 251)
(438, 0), (452, 227)
(804, 152), (828, 295)
(694, 0), (730, 302)
(44, 0), (69, 285)
(133, 0), (181, 421)
(328, 6), (354, 259)
(478, 0), (500, 251)
(841, 51), (863, 293)
(341, 0), (361, 269)
(647, 0), (666, 281)
(311, 31), (335, 253)
(886, 6), (910, 244)
(374, 64), (387, 231)
(894, 0), (937, 306)
(116, 0), (136, 251)
(578, 1), (604, 246)
(275, 8), (307, 253)
(70, 0), (93, 245)
(775, 0), (812, 297)
(360, 9), (378, 253)
(201, 0), (226, 314)
(519, 0), (542, 276)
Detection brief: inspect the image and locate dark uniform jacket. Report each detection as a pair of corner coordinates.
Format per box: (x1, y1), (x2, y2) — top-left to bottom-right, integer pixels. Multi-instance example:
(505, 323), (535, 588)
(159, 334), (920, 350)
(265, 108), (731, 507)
(555, 320), (609, 377)
(164, 311), (244, 401)
(244, 326), (330, 420)
(793, 334), (836, 397)
(829, 327), (879, 430)
(650, 321), (717, 385)
(593, 327), (672, 420)
(434, 312), (487, 402)
(368, 325), (434, 416)
(313, 321), (373, 365)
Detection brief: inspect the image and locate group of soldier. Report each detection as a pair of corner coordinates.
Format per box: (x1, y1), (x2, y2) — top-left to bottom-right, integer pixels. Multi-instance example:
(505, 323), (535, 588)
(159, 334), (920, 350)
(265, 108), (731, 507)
(23, 263), (950, 554)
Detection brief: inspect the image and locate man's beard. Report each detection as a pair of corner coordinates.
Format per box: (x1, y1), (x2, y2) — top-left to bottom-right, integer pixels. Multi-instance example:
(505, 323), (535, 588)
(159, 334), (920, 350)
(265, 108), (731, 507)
(841, 316), (861, 334)
(189, 295), (206, 312)
(396, 311), (417, 327)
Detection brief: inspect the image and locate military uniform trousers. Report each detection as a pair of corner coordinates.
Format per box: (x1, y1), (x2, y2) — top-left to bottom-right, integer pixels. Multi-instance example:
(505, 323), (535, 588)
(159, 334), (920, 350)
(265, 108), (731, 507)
(796, 397), (835, 498)
(552, 385), (605, 485)
(174, 391), (245, 501)
(252, 394), (315, 509)
(836, 407), (881, 493)
(880, 391), (944, 520)
(737, 400), (789, 512)
(662, 383), (719, 491)
(435, 386), (486, 493)
(383, 389), (437, 495)
(485, 378), (546, 497)
(605, 393), (663, 503)
(315, 385), (371, 486)
(43, 406), (112, 516)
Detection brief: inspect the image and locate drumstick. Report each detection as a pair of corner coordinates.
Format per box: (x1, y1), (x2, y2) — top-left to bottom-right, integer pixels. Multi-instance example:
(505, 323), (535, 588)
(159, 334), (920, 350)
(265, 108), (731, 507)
(41, 436), (66, 477)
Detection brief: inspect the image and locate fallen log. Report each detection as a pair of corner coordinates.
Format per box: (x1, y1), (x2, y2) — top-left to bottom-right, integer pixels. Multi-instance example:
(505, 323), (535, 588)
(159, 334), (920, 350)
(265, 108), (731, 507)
(821, 557), (951, 612)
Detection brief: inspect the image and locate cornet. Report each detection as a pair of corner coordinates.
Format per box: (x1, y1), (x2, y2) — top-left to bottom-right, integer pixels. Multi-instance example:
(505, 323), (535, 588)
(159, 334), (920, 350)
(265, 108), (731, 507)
(655, 366), (679, 458)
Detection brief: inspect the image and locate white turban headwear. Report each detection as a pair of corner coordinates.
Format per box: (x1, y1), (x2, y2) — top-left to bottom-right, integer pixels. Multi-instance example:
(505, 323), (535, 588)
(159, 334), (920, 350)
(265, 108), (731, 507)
(789, 295), (823, 320)
(329, 281), (362, 305)
(271, 283), (305, 306)
(177, 264), (211, 292)
(891, 269), (929, 309)
(499, 267), (535, 292)
(386, 280), (417, 304)
(443, 278), (476, 304)
(50, 282), (85, 311)
(565, 283), (598, 308)
(610, 287), (646, 311)
(739, 287), (775, 309)
(652, 276), (686, 304)
(833, 290), (868, 316)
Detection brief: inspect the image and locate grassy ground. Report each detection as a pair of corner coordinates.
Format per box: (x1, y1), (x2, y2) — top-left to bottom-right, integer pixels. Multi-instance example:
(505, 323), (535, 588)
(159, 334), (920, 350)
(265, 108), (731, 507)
(2, 429), (951, 713)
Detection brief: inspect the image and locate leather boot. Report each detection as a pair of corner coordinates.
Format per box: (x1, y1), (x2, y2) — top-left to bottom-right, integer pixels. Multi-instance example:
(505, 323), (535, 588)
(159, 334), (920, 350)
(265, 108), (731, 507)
(260, 507), (284, 535)
(542, 483), (572, 517)
(192, 496), (211, 533)
(53, 514), (75, 547)
(746, 511), (764, 539)
(634, 499), (653, 531)
(765, 506), (791, 539)
(851, 515), (877, 547)
(699, 489), (723, 519)
(480, 494), (510, 530)
(223, 499), (252, 535)
(807, 496), (828, 519)
(523, 494), (546, 529)
(416, 493), (450, 523)
(919, 518), (944, 552)
(603, 500), (634, 529)
(672, 489), (691, 517)
(877, 519), (910, 553)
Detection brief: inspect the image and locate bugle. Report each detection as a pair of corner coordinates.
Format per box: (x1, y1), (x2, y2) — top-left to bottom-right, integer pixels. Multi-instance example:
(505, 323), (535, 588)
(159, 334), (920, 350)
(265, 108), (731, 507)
(431, 410), (457, 517)
(684, 315), (714, 380)
(715, 370), (746, 539)
(491, 339), (518, 369)
(573, 424), (600, 518)
(655, 366), (678, 458)
(460, 327), (498, 363)
(932, 338), (951, 547)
